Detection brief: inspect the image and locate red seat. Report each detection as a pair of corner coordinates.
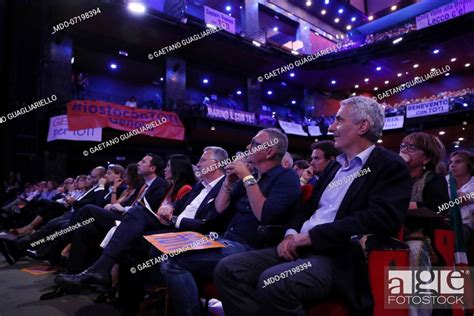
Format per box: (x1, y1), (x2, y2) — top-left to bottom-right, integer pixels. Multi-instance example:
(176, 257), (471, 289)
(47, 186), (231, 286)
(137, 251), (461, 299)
(433, 228), (455, 267)
(200, 249), (410, 316)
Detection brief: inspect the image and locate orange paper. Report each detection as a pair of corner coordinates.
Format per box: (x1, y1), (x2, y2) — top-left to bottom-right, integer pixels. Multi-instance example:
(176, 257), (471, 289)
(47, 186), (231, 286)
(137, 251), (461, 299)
(144, 231), (224, 254)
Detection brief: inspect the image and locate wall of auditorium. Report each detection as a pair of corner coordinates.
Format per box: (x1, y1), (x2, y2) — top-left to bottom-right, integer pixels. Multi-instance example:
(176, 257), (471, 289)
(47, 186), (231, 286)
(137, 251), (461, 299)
(86, 75), (164, 108)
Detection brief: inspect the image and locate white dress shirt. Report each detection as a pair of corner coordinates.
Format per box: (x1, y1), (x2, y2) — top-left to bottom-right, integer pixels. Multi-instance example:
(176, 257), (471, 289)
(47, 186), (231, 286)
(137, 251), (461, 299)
(176, 175), (224, 228)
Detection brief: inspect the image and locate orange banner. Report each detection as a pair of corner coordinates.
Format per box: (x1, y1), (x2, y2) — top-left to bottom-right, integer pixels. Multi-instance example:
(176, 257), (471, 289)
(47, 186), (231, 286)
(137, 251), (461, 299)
(67, 100), (185, 141)
(144, 231), (224, 254)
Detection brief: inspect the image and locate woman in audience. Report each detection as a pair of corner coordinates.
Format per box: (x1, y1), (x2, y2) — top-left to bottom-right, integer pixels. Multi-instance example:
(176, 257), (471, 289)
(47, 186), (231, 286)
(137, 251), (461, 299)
(399, 132), (449, 213)
(105, 163), (143, 211)
(158, 154), (196, 209)
(447, 150), (474, 261)
(399, 132), (450, 316)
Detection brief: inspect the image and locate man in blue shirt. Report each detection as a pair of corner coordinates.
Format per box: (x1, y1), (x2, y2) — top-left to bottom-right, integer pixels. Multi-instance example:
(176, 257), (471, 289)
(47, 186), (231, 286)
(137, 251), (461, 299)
(160, 128), (301, 316)
(214, 96), (412, 316)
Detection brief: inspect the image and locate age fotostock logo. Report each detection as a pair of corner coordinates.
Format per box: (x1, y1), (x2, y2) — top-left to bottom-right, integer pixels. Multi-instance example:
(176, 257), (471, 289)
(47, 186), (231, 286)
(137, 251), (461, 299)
(385, 268), (474, 309)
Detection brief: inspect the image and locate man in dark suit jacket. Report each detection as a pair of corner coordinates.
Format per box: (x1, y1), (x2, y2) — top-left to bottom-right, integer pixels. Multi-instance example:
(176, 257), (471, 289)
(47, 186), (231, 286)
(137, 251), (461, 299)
(214, 96), (412, 316)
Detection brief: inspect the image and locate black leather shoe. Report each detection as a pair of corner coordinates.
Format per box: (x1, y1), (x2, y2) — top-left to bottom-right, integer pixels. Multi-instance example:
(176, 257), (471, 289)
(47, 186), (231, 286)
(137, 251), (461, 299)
(40, 285), (78, 300)
(55, 269), (111, 292)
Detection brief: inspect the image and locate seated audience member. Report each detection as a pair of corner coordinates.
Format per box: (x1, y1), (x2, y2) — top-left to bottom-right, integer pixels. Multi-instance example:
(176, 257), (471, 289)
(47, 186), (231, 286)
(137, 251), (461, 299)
(281, 152), (294, 169)
(0, 167), (107, 265)
(300, 140), (339, 186)
(106, 164), (143, 207)
(213, 96), (412, 316)
(292, 160), (310, 178)
(41, 180), (58, 201)
(398, 133), (449, 315)
(399, 132), (450, 214)
(125, 96), (137, 108)
(447, 150), (474, 261)
(160, 128), (301, 316)
(55, 154), (171, 289)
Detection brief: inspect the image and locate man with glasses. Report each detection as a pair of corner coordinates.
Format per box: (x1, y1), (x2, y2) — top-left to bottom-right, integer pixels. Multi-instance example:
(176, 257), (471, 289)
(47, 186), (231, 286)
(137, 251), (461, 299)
(160, 128), (301, 316)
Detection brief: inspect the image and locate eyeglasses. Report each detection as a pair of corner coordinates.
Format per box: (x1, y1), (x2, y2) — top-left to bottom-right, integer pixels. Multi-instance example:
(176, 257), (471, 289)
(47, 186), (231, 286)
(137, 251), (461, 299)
(400, 143), (420, 153)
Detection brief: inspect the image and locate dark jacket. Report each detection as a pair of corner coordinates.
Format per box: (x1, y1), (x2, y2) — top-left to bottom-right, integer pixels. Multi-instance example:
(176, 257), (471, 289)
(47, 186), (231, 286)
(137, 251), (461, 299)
(174, 177), (227, 233)
(288, 146), (412, 314)
(143, 176), (171, 214)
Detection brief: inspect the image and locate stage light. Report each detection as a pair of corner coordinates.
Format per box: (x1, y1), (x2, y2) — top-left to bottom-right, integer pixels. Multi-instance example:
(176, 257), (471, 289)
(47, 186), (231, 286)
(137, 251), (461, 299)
(291, 50), (299, 55)
(351, 17), (356, 22)
(377, 139), (383, 143)
(445, 73), (450, 76)
(273, 26), (278, 32)
(463, 103), (468, 107)
(459, 137), (464, 141)
(433, 49), (440, 54)
(202, 78), (209, 84)
(334, 18), (340, 23)
(306, 1), (312, 6)
(252, 40), (261, 47)
(439, 131), (445, 135)
(127, 2), (146, 14)
(374, 87), (378, 91)
(368, 15), (374, 21)
(430, 68), (436, 72)
(413, 64), (419, 68)
(211, 125), (216, 131)
(160, 77), (164, 81)
(376, 66), (381, 71)
(397, 73), (402, 77)
(240, 6), (243, 9)
(391, 5), (397, 11)
(290, 72), (295, 77)
(463, 121), (467, 125)
(291, 100), (296, 104)
(338, 8), (344, 14)
(321, 9), (326, 15)
(236, 90), (242, 95)
(225, 5), (231, 11)
(331, 80), (336, 85)
(119, 50), (128, 56)
(364, 78), (369, 82)
(465, 63), (471, 67)
(385, 80), (389, 84)
(71, 57), (74, 64)
(267, 90), (273, 95)
(346, 25), (352, 30)
(281, 82), (287, 86)
(354, 84), (359, 88)
(325, 0), (329, 4)
(110, 63), (117, 69)
(352, 92), (356, 96)
(450, 57), (457, 62)
(393, 37), (403, 44)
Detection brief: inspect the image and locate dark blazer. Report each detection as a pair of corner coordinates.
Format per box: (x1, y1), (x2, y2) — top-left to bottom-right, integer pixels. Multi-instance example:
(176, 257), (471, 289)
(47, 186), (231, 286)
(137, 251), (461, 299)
(143, 176), (171, 214)
(288, 146), (412, 314)
(174, 177), (226, 233)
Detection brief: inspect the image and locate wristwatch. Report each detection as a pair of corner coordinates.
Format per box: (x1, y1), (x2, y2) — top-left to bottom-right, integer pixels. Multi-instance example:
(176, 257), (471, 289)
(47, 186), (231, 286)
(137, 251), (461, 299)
(243, 175), (258, 187)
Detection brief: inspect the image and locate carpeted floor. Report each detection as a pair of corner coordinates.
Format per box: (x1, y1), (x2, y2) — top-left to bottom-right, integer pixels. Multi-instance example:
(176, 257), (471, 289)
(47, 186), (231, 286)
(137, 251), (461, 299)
(0, 257), (120, 316)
